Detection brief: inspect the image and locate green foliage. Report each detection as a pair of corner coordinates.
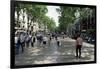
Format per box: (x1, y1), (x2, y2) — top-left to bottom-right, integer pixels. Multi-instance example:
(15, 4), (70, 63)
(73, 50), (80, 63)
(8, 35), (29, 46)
(56, 6), (95, 32)
(40, 15), (56, 31)
(56, 6), (79, 32)
(15, 3), (56, 32)
(87, 29), (95, 34)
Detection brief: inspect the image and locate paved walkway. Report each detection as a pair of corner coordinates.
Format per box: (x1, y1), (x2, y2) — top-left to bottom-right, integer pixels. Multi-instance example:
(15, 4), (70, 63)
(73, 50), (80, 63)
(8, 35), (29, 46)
(15, 37), (95, 65)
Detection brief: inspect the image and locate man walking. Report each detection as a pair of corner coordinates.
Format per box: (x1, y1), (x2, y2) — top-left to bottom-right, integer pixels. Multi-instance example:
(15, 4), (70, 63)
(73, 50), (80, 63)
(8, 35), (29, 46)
(31, 36), (36, 47)
(43, 36), (48, 47)
(56, 37), (61, 47)
(48, 35), (52, 46)
(76, 34), (83, 58)
(26, 33), (31, 48)
(20, 32), (25, 53)
(15, 33), (20, 55)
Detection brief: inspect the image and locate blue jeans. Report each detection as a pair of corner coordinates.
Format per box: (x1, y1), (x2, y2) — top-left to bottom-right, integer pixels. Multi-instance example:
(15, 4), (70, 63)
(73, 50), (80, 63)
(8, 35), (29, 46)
(15, 44), (20, 55)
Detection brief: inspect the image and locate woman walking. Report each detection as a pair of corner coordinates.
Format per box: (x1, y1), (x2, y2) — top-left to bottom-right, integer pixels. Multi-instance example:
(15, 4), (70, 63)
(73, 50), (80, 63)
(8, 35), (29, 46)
(76, 34), (83, 58)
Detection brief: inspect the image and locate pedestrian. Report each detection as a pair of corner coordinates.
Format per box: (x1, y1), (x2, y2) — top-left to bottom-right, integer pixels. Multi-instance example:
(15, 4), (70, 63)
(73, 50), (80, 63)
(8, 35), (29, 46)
(26, 33), (31, 48)
(56, 37), (61, 46)
(61, 32), (64, 39)
(52, 33), (55, 39)
(31, 36), (36, 47)
(15, 33), (21, 55)
(48, 35), (52, 46)
(20, 32), (25, 53)
(24, 32), (28, 47)
(39, 34), (43, 46)
(36, 33), (41, 46)
(75, 34), (83, 58)
(55, 34), (57, 40)
(43, 36), (48, 47)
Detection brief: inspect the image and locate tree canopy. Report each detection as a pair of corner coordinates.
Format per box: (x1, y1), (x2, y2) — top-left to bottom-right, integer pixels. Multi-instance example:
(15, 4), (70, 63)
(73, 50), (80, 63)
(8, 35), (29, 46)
(56, 6), (95, 32)
(15, 3), (56, 32)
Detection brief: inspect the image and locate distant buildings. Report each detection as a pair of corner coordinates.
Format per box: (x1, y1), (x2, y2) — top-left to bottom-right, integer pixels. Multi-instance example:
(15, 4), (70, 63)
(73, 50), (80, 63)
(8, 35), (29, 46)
(14, 10), (46, 34)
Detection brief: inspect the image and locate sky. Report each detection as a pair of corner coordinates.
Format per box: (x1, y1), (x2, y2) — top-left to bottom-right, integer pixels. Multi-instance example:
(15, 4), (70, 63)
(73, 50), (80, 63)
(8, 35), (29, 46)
(46, 6), (60, 27)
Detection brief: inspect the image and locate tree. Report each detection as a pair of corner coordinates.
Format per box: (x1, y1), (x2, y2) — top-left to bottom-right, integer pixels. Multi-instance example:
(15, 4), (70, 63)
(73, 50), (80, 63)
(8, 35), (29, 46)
(39, 15), (56, 33)
(20, 4), (26, 25)
(15, 3), (56, 34)
(15, 3), (21, 27)
(56, 6), (79, 32)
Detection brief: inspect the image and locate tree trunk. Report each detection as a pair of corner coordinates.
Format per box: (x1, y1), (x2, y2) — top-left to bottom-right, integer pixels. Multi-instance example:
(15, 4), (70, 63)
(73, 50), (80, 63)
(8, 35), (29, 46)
(17, 12), (20, 28)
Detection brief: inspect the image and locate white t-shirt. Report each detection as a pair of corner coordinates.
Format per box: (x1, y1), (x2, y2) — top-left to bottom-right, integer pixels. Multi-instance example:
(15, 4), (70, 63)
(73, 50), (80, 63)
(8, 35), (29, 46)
(31, 36), (35, 42)
(29, 35), (32, 38)
(43, 37), (48, 41)
(57, 37), (60, 41)
(20, 34), (25, 43)
(15, 36), (18, 44)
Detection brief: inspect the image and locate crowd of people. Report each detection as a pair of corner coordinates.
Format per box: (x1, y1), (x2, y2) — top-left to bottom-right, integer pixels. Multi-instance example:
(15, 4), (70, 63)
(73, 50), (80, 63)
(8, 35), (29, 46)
(15, 30), (35, 55)
(15, 30), (62, 55)
(15, 30), (83, 59)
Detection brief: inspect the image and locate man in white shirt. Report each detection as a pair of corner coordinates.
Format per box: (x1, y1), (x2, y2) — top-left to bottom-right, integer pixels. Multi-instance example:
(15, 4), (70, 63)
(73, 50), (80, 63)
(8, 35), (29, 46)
(43, 36), (48, 46)
(15, 36), (18, 44)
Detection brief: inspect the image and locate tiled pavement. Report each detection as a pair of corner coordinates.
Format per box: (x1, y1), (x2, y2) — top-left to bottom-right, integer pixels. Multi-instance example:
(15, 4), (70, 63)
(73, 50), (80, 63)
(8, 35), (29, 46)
(15, 37), (95, 65)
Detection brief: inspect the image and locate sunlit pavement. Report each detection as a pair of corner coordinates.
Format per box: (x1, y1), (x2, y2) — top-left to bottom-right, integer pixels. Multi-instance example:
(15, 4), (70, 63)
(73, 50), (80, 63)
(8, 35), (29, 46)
(15, 37), (95, 65)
